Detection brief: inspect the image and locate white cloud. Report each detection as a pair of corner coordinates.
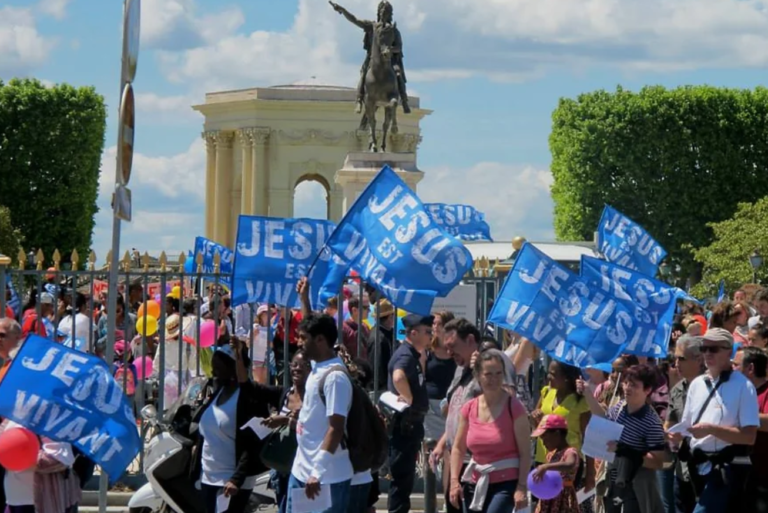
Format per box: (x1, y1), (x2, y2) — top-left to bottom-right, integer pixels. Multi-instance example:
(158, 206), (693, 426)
(150, 0), (768, 93)
(0, 6), (56, 77)
(37, 0), (70, 20)
(419, 162), (556, 242)
(135, 92), (202, 121)
(141, 0), (244, 51)
(99, 139), (206, 200)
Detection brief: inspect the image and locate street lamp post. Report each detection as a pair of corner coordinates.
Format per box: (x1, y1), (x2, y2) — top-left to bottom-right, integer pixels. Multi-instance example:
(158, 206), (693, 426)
(749, 249), (763, 284)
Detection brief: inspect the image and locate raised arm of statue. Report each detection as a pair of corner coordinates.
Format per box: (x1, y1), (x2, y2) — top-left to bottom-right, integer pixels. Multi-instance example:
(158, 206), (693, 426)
(328, 1), (372, 30)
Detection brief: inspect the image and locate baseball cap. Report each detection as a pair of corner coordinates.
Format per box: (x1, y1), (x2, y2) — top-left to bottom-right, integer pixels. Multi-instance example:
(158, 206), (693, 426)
(39, 292), (55, 305)
(403, 314), (434, 330)
(532, 414), (568, 437)
(703, 327), (734, 347)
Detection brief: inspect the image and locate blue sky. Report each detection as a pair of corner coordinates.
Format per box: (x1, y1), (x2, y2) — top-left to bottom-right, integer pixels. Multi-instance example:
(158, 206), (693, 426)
(3, 0), (768, 263)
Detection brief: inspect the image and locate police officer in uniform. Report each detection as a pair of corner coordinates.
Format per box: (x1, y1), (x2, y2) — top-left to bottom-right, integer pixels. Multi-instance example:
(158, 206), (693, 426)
(387, 314), (432, 513)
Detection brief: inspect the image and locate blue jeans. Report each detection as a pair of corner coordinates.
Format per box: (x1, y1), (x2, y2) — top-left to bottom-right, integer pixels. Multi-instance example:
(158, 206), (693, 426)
(693, 464), (750, 513)
(270, 470), (290, 513)
(462, 479), (518, 513)
(287, 474), (351, 513)
(348, 483), (372, 513)
(657, 467), (676, 513)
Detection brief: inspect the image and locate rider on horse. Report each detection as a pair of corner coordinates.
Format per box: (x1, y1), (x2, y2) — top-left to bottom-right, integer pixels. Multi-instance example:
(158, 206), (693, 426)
(329, 0), (411, 114)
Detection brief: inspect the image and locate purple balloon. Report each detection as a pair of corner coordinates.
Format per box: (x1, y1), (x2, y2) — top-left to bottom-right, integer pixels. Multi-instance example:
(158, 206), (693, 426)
(154, 293), (161, 303)
(527, 469), (563, 500)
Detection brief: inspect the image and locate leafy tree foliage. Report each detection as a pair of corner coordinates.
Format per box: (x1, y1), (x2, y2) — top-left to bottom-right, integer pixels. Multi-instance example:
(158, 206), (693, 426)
(0, 78), (106, 262)
(0, 206), (23, 265)
(690, 197), (768, 297)
(550, 85), (768, 277)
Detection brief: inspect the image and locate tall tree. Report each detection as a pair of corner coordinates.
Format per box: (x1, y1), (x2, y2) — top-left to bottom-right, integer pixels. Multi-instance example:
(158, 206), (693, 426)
(550, 85), (768, 277)
(0, 78), (106, 263)
(691, 196), (768, 297)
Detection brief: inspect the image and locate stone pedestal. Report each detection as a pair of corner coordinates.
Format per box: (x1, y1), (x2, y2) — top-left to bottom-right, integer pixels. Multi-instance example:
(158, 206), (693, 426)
(334, 152), (425, 213)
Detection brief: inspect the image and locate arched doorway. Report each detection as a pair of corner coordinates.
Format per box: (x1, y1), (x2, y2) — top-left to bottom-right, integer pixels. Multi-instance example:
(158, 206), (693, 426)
(293, 174), (330, 220)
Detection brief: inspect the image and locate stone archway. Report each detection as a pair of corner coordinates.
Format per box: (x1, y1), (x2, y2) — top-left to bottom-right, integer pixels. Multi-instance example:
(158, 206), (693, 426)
(293, 173), (331, 220)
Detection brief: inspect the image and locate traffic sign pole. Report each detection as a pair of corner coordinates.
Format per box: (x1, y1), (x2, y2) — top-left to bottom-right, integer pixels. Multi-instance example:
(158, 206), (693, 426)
(99, 1), (139, 511)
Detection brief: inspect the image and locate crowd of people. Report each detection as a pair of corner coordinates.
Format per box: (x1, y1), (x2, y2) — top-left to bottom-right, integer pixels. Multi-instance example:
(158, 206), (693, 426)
(0, 273), (766, 513)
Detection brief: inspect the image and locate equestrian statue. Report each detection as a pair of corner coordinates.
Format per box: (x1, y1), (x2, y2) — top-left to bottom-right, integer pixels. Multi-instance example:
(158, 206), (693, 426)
(329, 0), (411, 152)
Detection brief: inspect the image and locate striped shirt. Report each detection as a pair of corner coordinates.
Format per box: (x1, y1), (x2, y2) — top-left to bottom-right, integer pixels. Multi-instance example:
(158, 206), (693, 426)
(607, 401), (666, 452)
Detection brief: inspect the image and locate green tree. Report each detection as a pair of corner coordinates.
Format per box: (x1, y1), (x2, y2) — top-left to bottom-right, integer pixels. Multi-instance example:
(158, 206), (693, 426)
(690, 197), (768, 297)
(0, 78), (106, 263)
(550, 85), (768, 277)
(0, 206), (23, 264)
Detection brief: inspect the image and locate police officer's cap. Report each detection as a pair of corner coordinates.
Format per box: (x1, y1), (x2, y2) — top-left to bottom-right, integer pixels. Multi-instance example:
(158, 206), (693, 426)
(403, 314), (434, 330)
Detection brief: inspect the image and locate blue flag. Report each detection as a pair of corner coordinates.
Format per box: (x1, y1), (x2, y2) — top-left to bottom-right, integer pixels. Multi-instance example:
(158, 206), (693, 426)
(597, 205), (667, 277)
(183, 250), (194, 274)
(487, 243), (633, 367)
(0, 336), (140, 481)
(232, 216), (346, 309)
(579, 255), (688, 358)
(424, 203), (493, 242)
(194, 236), (233, 288)
(324, 166), (473, 315)
(717, 279), (726, 303)
(6, 276), (19, 318)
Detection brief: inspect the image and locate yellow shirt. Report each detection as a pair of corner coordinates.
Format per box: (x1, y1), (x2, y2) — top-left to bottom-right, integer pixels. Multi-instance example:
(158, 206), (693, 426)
(535, 386), (590, 463)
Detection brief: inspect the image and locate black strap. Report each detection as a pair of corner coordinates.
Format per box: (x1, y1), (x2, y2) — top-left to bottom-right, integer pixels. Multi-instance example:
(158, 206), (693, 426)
(693, 371), (731, 426)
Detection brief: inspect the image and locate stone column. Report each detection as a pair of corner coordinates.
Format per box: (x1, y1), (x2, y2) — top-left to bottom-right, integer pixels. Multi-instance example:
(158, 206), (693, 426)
(238, 129), (253, 215)
(202, 131), (218, 239)
(329, 188), (345, 222)
(214, 132), (234, 246)
(251, 128), (271, 216)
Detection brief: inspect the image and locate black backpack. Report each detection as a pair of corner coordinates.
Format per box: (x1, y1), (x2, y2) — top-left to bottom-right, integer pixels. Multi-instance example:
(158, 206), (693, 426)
(319, 364), (388, 473)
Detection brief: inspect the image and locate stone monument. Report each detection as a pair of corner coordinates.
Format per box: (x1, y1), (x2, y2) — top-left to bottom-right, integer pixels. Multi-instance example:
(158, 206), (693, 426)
(193, 80), (429, 246)
(329, 0), (426, 210)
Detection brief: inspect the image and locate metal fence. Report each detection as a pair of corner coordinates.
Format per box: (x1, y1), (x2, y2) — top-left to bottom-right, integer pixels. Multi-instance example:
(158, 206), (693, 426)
(0, 248), (542, 492)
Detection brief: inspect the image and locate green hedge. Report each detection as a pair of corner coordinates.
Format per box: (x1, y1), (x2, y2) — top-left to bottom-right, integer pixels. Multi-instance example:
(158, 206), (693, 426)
(550, 85), (768, 275)
(0, 78), (106, 261)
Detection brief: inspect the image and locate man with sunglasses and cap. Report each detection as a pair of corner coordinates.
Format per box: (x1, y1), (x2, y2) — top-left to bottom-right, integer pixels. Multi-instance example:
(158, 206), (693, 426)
(670, 327), (759, 512)
(387, 313), (431, 513)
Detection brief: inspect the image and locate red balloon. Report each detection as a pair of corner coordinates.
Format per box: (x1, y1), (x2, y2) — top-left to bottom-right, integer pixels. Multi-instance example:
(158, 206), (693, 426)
(0, 428), (40, 471)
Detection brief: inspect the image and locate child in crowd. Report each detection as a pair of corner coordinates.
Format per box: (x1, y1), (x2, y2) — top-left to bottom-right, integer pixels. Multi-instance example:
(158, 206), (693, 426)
(532, 414), (580, 513)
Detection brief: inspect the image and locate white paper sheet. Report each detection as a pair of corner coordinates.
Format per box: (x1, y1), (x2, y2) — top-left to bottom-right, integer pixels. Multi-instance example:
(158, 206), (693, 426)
(379, 391), (409, 412)
(240, 417), (273, 439)
(216, 493), (230, 513)
(290, 484), (332, 513)
(582, 415), (625, 463)
(667, 421), (692, 436)
(576, 488), (597, 504)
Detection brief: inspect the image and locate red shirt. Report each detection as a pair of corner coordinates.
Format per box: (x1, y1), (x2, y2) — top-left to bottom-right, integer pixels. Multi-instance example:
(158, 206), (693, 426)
(753, 381), (768, 482)
(21, 312), (47, 338)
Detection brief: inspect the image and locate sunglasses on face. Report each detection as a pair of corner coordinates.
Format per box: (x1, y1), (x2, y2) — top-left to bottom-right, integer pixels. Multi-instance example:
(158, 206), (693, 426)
(700, 345), (730, 354)
(675, 355), (687, 362)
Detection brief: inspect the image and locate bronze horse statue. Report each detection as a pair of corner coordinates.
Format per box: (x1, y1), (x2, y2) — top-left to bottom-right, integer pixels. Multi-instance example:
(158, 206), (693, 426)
(360, 22), (399, 152)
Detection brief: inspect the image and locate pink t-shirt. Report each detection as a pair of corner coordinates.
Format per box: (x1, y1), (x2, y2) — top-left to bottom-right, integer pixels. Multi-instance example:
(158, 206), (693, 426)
(461, 395), (527, 484)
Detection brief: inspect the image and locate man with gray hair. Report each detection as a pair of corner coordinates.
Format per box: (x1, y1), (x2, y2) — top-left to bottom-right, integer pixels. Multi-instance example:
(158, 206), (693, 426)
(666, 334), (705, 513)
(670, 328), (759, 511)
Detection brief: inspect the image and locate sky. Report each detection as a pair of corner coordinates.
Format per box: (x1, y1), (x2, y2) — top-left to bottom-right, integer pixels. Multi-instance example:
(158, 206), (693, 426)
(4, 0), (768, 263)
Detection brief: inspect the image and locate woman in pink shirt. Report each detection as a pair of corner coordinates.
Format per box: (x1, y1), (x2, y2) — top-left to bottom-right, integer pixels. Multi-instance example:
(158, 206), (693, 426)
(449, 349), (531, 513)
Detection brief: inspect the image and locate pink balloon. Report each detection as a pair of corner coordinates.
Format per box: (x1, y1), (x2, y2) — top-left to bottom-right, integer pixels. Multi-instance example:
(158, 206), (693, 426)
(199, 320), (217, 348)
(134, 356), (153, 380)
(154, 294), (161, 303)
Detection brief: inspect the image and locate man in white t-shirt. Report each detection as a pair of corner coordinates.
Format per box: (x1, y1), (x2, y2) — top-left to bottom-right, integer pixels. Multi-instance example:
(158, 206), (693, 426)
(672, 328), (759, 512)
(288, 313), (353, 513)
(57, 292), (97, 351)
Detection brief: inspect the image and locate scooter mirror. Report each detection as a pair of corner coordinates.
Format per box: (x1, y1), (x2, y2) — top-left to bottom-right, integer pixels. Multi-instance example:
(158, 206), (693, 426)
(141, 404), (158, 421)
